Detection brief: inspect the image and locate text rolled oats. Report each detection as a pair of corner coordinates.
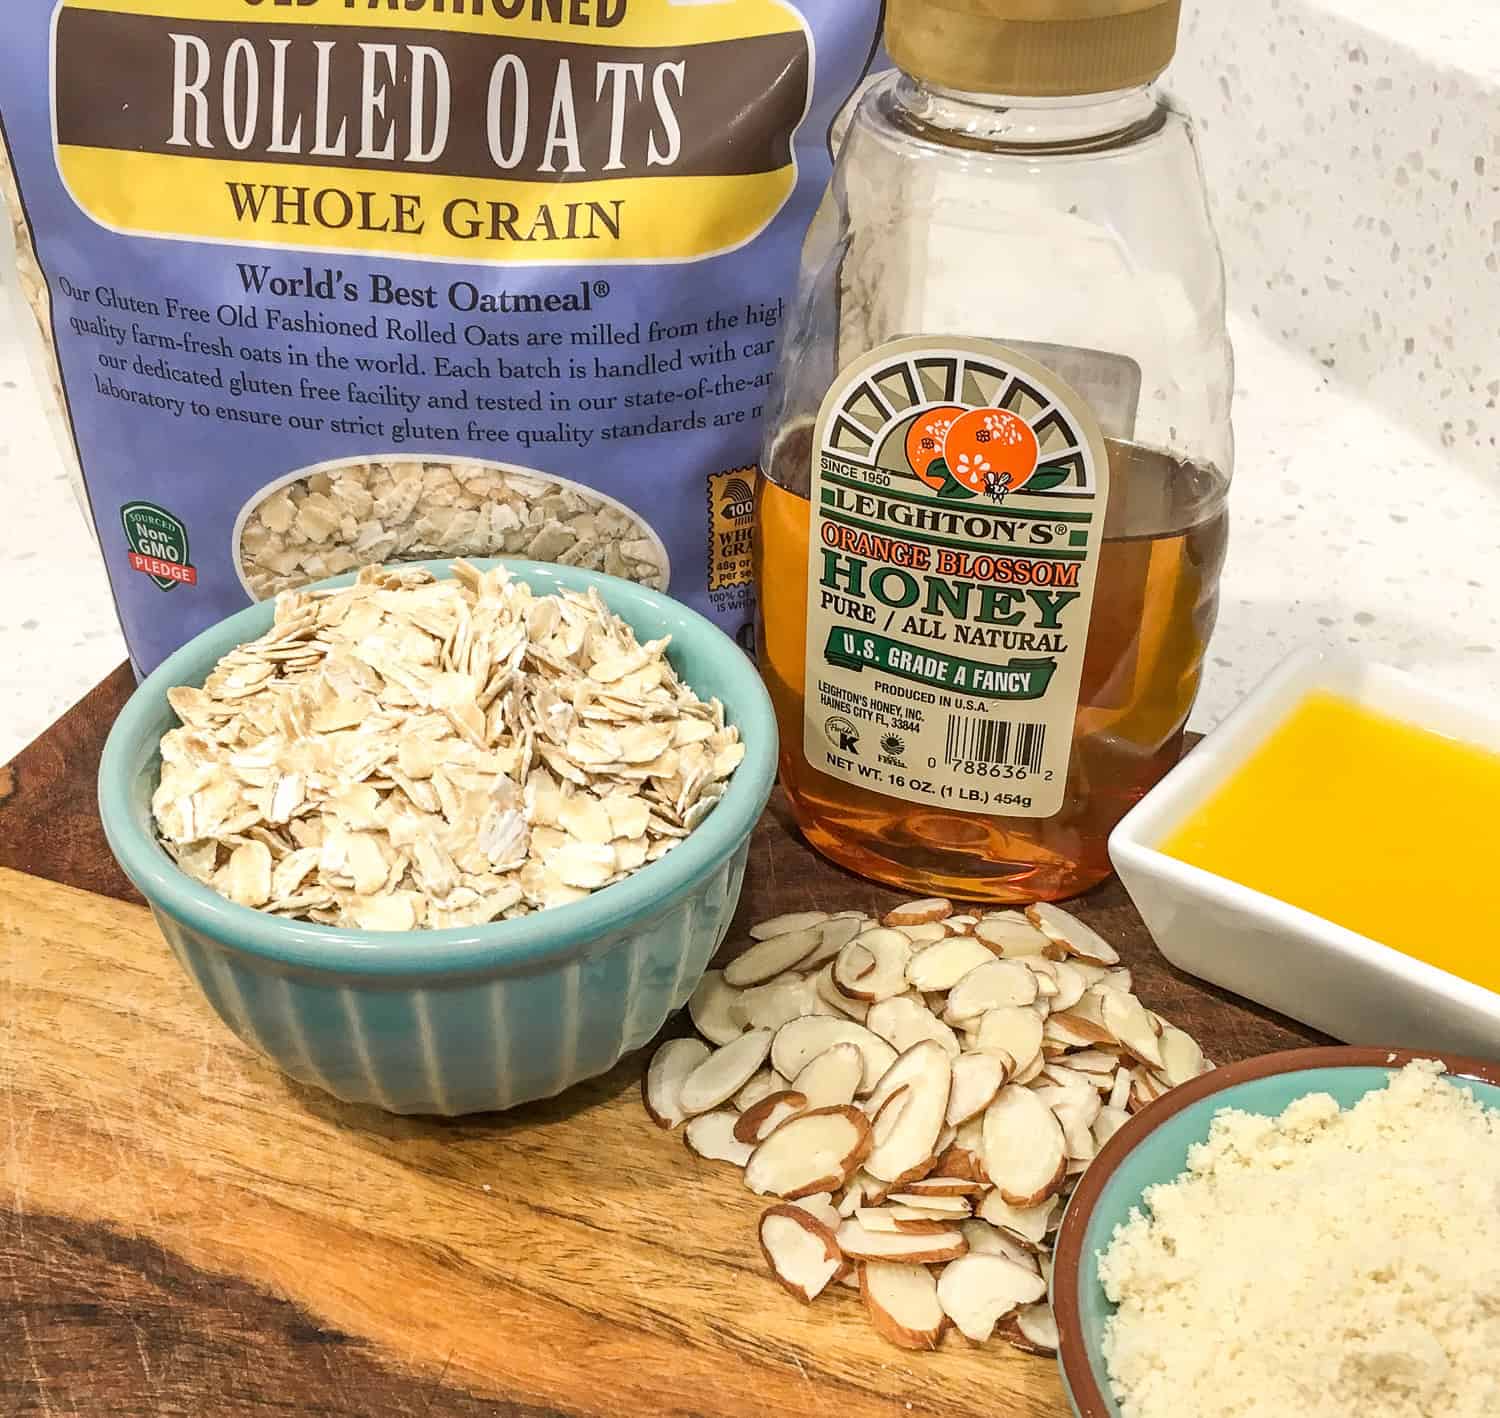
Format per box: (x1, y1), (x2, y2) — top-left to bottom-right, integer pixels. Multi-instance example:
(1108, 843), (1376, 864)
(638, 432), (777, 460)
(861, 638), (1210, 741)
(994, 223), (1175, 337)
(152, 562), (745, 931)
(0, 0), (884, 674)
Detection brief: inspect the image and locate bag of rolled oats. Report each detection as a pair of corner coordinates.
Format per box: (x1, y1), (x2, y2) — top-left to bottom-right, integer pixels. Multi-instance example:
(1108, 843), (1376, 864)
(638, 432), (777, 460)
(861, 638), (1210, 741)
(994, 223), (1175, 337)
(0, 0), (882, 675)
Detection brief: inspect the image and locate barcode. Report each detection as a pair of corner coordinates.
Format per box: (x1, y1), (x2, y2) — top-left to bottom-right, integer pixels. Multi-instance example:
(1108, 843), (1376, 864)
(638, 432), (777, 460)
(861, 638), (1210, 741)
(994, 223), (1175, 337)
(944, 717), (1047, 772)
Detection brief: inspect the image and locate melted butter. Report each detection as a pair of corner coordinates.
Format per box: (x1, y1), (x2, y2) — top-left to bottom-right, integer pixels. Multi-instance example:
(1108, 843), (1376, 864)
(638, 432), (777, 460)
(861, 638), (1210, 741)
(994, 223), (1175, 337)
(1160, 689), (1500, 993)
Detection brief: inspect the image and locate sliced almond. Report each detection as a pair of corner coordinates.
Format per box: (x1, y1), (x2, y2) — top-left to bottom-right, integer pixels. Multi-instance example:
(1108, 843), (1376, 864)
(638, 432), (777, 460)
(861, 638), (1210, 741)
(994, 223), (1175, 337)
(883, 897), (954, 928)
(863, 1041), (953, 1185)
(866, 994), (962, 1059)
(887, 1192), (970, 1214)
(1092, 1104), (1130, 1149)
(898, 922), (951, 947)
(1047, 960), (1088, 1012)
(684, 1109), (754, 1165)
(1012, 1051), (1046, 1086)
(1006, 1302), (1060, 1356)
(1103, 966), (1134, 993)
(982, 1085), (1067, 1208)
(905, 935), (995, 992)
(743, 1105), (873, 1199)
(868, 1085), (910, 1147)
(642, 1036), (712, 1129)
(901, 1176), (985, 1199)
(937, 1254), (1047, 1343)
(734, 972), (821, 1031)
(1100, 989), (1165, 1070)
(758, 1205), (843, 1304)
(724, 926), (824, 987)
(734, 1067), (790, 1111)
(678, 1028), (775, 1115)
(1129, 1067), (1169, 1113)
(1025, 902), (1120, 966)
(946, 914), (978, 932)
(797, 913), (867, 971)
(790, 1192), (842, 1232)
(1108, 1067), (1133, 1112)
(974, 1007), (1044, 1074)
(1158, 1025), (1206, 1086)
(931, 1144), (987, 1185)
(974, 913), (1051, 957)
(750, 911), (829, 941)
(687, 970), (743, 1047)
(1044, 1008), (1116, 1050)
(946, 1049), (1010, 1125)
(959, 1219), (1042, 1271)
(856, 1206), (961, 1236)
(772, 1017), (896, 1095)
(1054, 1100), (1098, 1163)
(1070, 987), (1111, 1027)
(861, 1261), (946, 1350)
(946, 958), (1040, 1020)
(1040, 1062), (1097, 1092)
(834, 928), (912, 1003)
(734, 1089), (809, 1144)
(1024, 959), (1061, 998)
(1064, 1048), (1121, 1079)
(837, 1170), (888, 1216)
(977, 1191), (1057, 1249)
(813, 961), (870, 1022)
(835, 1218), (966, 1264)
(791, 1042), (864, 1110)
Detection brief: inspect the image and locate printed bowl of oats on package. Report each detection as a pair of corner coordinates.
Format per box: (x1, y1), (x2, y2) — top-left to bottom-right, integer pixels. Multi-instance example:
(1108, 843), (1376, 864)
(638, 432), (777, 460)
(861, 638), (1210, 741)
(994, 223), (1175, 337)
(97, 558), (777, 1115)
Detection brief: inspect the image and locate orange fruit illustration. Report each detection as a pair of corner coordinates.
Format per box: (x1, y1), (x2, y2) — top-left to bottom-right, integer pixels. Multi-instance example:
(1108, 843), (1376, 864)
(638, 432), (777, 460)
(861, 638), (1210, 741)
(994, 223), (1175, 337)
(942, 408), (1040, 496)
(905, 404), (966, 489)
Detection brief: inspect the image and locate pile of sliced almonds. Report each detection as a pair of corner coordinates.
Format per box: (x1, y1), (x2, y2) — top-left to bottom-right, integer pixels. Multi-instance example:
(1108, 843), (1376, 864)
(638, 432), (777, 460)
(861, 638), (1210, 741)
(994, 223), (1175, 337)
(642, 898), (1212, 1354)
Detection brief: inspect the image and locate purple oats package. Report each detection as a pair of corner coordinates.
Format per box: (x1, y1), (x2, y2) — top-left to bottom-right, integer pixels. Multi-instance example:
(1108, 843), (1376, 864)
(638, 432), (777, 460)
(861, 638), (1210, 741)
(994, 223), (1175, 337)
(0, 0), (882, 675)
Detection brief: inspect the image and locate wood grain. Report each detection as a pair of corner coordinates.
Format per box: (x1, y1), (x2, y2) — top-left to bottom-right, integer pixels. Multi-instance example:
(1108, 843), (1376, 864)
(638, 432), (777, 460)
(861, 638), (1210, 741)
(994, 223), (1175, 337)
(0, 661), (142, 905)
(0, 667), (1323, 1415)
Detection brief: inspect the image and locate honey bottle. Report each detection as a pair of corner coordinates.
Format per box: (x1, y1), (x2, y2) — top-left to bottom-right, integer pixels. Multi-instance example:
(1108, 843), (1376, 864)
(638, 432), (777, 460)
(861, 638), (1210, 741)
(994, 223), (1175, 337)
(756, 0), (1233, 902)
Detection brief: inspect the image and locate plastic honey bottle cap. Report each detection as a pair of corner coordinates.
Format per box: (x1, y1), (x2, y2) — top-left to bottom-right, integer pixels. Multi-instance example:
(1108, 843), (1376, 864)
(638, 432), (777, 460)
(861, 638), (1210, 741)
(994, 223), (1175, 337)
(884, 0), (1182, 98)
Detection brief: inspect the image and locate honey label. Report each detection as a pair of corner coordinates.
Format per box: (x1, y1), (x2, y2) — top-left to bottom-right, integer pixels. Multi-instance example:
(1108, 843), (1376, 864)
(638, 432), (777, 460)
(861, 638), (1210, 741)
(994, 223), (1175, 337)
(802, 337), (1110, 818)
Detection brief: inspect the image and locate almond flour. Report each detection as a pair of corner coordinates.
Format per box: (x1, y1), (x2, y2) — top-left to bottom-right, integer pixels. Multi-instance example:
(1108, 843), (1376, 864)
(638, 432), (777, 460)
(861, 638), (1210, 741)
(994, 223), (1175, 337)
(1099, 1060), (1500, 1418)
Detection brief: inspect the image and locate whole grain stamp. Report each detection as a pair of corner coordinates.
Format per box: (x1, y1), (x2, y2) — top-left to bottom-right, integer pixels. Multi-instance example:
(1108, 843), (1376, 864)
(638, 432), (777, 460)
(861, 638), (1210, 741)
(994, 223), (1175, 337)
(153, 563), (744, 931)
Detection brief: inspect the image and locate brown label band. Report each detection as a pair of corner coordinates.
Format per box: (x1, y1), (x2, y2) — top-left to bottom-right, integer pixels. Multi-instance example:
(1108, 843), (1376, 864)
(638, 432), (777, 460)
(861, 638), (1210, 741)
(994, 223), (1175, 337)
(54, 10), (809, 184)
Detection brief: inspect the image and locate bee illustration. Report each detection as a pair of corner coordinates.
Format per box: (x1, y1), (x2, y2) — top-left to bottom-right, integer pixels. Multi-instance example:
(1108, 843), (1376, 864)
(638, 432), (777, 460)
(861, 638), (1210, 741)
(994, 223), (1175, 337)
(983, 470), (1012, 502)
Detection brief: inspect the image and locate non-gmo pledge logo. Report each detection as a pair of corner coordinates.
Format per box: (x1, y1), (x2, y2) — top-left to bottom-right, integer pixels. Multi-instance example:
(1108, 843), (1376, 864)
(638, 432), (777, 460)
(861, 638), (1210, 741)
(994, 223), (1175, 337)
(121, 502), (196, 591)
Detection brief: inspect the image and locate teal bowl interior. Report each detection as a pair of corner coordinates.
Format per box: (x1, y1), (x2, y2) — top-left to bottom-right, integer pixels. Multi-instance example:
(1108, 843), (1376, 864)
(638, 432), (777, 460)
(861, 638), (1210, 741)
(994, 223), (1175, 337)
(97, 558), (778, 1114)
(1054, 1048), (1500, 1418)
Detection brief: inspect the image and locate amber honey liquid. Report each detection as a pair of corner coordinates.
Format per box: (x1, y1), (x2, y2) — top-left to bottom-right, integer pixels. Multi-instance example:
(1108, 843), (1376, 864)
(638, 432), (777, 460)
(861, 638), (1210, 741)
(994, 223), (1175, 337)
(756, 425), (1229, 901)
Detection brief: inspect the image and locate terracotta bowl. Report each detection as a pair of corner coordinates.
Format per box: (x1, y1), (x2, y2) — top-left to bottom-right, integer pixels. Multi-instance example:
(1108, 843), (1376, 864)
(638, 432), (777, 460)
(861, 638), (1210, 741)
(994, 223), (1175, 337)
(1051, 1045), (1500, 1418)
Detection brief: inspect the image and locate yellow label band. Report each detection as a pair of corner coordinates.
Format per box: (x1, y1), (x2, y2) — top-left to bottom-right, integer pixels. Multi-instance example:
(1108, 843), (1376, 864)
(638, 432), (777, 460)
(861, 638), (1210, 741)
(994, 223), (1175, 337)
(61, 0), (810, 48)
(58, 148), (796, 263)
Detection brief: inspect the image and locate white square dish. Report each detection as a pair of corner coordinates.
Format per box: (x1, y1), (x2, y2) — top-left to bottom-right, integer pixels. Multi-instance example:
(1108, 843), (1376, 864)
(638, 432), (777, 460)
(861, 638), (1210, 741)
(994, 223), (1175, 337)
(1108, 647), (1500, 1055)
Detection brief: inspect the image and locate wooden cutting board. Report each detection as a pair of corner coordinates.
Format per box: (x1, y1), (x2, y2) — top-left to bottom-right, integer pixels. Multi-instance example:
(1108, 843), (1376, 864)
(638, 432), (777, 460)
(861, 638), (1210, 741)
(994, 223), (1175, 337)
(0, 669), (1322, 1417)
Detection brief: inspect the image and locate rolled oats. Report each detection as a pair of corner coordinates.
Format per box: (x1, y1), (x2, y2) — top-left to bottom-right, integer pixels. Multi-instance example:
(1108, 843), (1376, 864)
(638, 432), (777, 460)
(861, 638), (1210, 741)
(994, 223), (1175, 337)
(152, 562), (744, 931)
(237, 461), (670, 602)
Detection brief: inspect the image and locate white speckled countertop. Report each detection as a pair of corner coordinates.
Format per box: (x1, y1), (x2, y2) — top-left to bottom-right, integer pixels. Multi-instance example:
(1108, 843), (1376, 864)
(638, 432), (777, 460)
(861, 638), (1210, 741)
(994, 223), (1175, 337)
(1, 0), (1497, 762)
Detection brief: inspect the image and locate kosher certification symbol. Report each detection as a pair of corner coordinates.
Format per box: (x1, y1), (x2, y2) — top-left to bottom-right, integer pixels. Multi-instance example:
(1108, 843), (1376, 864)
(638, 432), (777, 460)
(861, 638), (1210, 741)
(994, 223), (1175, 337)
(824, 715), (861, 754)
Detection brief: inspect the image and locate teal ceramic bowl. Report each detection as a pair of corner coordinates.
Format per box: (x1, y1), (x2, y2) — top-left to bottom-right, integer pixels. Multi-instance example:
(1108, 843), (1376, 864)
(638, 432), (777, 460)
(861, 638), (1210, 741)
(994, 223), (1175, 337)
(98, 559), (777, 1116)
(1052, 1045), (1500, 1417)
